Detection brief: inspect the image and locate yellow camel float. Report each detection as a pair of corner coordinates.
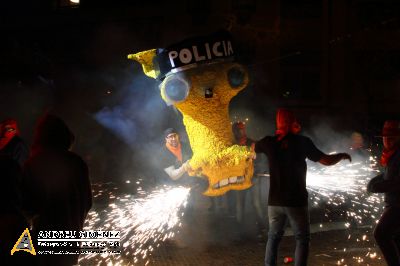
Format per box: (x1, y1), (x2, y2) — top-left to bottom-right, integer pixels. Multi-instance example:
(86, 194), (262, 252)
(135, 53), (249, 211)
(128, 31), (254, 196)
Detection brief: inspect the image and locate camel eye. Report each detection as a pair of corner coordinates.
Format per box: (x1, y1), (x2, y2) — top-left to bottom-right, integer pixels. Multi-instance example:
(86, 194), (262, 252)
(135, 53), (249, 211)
(227, 66), (245, 88)
(162, 75), (190, 104)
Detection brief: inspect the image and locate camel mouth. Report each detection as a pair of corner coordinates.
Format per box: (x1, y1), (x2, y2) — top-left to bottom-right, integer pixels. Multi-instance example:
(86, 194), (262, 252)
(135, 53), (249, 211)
(212, 176), (245, 189)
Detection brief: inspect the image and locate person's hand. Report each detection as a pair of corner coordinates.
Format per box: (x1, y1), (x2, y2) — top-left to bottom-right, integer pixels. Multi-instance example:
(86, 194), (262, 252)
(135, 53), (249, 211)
(340, 153), (352, 162)
(182, 160), (192, 172)
(247, 143), (256, 160)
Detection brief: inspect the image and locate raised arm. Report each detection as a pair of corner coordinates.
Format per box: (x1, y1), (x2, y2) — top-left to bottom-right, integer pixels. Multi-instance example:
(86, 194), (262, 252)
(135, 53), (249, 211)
(318, 153), (352, 166)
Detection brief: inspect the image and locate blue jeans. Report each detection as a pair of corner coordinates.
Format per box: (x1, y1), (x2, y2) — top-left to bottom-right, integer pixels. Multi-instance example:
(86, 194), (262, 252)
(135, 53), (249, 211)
(374, 206), (400, 266)
(265, 206), (310, 266)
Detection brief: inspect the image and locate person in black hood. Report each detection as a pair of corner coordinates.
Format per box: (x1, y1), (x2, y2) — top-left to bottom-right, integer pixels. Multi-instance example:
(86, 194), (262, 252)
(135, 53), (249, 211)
(22, 114), (92, 266)
(230, 121), (265, 239)
(0, 155), (32, 264)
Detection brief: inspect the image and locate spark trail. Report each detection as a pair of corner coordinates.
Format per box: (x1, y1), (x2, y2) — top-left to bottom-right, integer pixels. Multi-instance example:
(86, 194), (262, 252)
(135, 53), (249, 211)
(307, 152), (383, 226)
(79, 183), (190, 265)
(307, 151), (385, 264)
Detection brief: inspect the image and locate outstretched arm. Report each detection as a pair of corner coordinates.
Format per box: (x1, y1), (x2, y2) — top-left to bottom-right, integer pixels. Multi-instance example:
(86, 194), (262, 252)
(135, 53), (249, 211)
(164, 160), (191, 180)
(318, 153), (352, 166)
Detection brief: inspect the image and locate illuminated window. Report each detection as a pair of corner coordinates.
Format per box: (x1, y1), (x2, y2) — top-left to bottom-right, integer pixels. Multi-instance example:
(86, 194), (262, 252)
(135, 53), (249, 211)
(57, 0), (79, 8)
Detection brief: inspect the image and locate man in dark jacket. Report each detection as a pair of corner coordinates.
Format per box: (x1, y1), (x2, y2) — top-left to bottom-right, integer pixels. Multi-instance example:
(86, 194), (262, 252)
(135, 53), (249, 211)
(159, 128), (192, 184)
(158, 128), (208, 246)
(367, 120), (400, 266)
(22, 114), (92, 266)
(0, 118), (29, 166)
(255, 109), (351, 266)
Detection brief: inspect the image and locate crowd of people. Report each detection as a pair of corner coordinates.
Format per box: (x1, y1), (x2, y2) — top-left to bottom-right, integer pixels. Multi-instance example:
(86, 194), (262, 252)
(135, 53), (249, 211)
(1, 108), (399, 266)
(0, 114), (92, 266)
(159, 108), (400, 266)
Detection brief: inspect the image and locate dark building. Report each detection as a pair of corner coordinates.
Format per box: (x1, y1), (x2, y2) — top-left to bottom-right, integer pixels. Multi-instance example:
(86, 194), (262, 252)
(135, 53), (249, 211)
(1, 0), (399, 179)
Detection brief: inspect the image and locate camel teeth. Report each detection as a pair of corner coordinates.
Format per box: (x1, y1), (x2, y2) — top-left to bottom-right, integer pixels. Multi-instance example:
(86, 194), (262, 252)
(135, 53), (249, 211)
(212, 176), (245, 189)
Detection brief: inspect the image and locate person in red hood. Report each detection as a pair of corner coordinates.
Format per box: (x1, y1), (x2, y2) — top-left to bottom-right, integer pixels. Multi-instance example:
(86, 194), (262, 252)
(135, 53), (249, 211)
(255, 108), (351, 266)
(230, 121), (265, 239)
(21, 114), (92, 266)
(367, 120), (400, 266)
(0, 119), (29, 166)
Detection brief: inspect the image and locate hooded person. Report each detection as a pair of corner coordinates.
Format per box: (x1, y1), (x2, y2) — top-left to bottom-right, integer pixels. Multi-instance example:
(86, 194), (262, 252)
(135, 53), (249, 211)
(228, 121), (265, 238)
(227, 122), (252, 220)
(0, 155), (32, 264)
(275, 108), (301, 141)
(367, 120), (400, 266)
(232, 121), (253, 146)
(255, 108), (351, 266)
(0, 118), (29, 166)
(21, 114), (92, 266)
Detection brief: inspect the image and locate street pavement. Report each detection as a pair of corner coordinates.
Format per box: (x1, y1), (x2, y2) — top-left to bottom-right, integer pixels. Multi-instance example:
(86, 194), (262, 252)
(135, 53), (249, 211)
(148, 227), (385, 266)
(143, 205), (385, 266)
(81, 183), (387, 266)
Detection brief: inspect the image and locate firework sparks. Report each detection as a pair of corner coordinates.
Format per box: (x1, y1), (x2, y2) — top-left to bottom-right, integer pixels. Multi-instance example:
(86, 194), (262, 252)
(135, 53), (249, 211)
(79, 183), (191, 265)
(77, 150), (385, 265)
(307, 151), (383, 223)
(306, 150), (384, 264)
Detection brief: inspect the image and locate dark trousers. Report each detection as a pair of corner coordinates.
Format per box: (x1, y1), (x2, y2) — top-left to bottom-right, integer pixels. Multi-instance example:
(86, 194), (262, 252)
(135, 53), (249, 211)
(225, 177), (265, 227)
(374, 205), (400, 266)
(265, 206), (310, 266)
